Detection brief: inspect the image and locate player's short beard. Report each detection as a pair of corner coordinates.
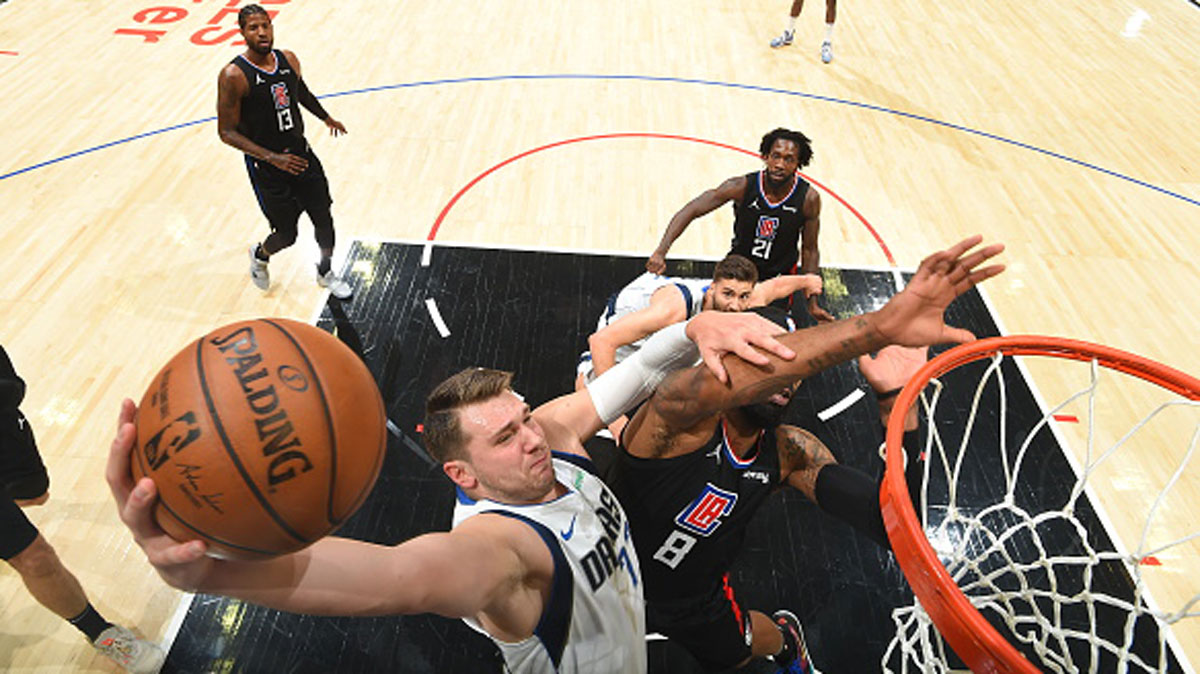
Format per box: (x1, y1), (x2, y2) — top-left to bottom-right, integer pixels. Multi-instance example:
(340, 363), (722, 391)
(739, 400), (787, 429)
(248, 39), (272, 56)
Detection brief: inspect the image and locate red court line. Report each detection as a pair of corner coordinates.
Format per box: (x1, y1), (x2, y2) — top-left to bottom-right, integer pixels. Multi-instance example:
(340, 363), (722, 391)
(0, 51), (19, 56)
(1053, 414), (1079, 423)
(427, 132), (894, 266)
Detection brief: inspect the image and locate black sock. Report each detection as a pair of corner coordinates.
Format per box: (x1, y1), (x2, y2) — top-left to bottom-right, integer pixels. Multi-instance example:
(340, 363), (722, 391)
(815, 463), (889, 548)
(68, 603), (113, 642)
(254, 244), (270, 261)
(316, 258), (332, 276)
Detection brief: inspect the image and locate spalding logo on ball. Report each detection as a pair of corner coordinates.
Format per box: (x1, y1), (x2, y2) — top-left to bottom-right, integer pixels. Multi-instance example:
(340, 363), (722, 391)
(132, 318), (387, 560)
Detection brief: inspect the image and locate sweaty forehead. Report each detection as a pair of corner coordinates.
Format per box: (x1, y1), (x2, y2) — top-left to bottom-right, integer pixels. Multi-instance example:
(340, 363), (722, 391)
(460, 390), (525, 435)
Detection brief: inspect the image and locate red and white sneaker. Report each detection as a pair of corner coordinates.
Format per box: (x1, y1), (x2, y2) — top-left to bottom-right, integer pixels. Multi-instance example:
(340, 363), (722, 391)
(771, 609), (816, 673)
(92, 624), (165, 674)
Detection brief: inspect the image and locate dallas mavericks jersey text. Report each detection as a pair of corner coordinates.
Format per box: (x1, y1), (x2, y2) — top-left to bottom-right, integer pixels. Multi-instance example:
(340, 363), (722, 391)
(452, 454), (647, 674)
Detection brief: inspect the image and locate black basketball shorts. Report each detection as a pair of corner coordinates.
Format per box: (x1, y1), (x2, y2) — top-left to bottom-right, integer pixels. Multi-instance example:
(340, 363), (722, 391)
(244, 146), (333, 231)
(646, 573), (754, 671)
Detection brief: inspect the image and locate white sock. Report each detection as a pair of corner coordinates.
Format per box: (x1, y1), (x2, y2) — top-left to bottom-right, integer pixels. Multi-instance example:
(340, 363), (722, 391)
(825, 22), (834, 42)
(787, 16), (797, 32)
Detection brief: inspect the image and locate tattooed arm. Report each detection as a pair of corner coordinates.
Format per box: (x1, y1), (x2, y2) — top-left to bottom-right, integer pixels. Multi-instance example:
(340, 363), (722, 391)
(624, 236), (1004, 453)
(776, 425), (836, 501)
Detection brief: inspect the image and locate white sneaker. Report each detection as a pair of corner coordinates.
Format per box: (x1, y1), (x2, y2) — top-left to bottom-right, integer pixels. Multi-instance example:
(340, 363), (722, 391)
(770, 30), (794, 48)
(317, 269), (352, 299)
(92, 624), (165, 674)
(820, 41), (833, 63)
(248, 245), (270, 291)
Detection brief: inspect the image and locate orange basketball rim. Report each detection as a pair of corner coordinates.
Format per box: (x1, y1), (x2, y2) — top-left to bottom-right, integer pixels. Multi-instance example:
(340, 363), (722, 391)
(879, 334), (1200, 673)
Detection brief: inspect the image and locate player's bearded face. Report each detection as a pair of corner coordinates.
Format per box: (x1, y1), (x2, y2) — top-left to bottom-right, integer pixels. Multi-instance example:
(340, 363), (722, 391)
(738, 383), (796, 428)
(241, 16), (274, 55)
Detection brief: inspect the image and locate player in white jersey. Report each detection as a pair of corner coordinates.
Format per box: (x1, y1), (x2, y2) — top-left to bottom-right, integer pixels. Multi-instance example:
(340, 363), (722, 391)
(452, 445), (643, 672)
(103, 236), (1002, 672)
(579, 254), (823, 383)
(102, 311), (796, 674)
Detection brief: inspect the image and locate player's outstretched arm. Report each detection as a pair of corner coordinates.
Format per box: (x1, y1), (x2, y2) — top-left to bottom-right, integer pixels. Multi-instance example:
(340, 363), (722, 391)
(588, 288), (686, 377)
(536, 311), (797, 446)
(647, 236), (1004, 430)
(647, 176), (747, 274)
(799, 191), (834, 322)
(752, 273), (823, 308)
(107, 400), (535, 620)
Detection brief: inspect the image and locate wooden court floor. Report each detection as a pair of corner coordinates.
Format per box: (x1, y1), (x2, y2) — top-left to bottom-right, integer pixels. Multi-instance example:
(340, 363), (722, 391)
(1, 0), (1198, 671)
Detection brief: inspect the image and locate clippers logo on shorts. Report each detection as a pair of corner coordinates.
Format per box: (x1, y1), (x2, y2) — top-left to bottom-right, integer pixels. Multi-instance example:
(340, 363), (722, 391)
(674, 483), (738, 536)
(755, 216), (779, 240)
(271, 82), (290, 110)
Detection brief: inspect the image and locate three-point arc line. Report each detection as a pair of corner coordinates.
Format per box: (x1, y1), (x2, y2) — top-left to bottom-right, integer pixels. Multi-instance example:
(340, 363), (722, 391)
(423, 132), (893, 262)
(420, 133), (896, 335)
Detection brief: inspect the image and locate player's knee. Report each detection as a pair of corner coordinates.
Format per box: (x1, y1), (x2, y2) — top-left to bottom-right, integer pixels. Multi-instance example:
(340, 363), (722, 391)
(277, 229), (299, 247)
(7, 535), (60, 578)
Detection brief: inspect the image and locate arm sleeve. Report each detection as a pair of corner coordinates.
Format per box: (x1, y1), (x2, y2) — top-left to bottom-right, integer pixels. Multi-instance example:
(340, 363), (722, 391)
(585, 322), (699, 424)
(296, 78), (329, 121)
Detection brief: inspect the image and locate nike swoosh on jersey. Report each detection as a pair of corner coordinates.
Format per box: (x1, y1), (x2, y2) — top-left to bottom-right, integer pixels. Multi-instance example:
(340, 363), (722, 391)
(561, 514), (577, 540)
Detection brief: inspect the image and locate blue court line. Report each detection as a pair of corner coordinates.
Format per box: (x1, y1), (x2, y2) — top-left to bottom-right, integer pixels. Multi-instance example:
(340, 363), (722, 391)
(3, 73), (1197, 209)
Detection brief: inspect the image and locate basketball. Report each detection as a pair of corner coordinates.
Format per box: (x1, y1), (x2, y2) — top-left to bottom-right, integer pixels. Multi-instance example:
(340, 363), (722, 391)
(131, 318), (387, 560)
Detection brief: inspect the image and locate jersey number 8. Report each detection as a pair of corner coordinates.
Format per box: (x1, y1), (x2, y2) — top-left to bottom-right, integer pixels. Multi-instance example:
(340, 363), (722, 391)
(652, 530), (697, 569)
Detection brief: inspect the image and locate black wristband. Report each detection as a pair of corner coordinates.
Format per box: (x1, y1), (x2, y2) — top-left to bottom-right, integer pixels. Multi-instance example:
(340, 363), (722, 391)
(876, 386), (904, 401)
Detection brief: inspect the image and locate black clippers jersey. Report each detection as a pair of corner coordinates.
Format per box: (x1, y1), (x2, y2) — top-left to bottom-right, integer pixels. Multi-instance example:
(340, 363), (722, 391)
(730, 171), (810, 279)
(231, 50), (306, 154)
(609, 421), (781, 603)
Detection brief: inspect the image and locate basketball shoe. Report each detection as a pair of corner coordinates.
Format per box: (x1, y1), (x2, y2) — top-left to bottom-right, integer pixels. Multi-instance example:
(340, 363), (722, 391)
(248, 245), (270, 291)
(820, 41), (833, 64)
(771, 609), (816, 673)
(92, 624), (166, 674)
(317, 269), (353, 300)
(770, 30), (794, 48)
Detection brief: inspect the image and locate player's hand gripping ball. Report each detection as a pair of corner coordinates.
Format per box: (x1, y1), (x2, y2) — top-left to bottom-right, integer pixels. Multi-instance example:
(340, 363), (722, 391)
(132, 318), (386, 559)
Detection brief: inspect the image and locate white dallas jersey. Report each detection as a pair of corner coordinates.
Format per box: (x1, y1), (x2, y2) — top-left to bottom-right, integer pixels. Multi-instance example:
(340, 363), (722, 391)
(580, 272), (710, 381)
(451, 453), (646, 674)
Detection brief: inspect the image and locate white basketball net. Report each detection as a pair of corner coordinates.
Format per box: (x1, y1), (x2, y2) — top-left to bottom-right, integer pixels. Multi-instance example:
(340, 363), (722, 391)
(884, 350), (1200, 673)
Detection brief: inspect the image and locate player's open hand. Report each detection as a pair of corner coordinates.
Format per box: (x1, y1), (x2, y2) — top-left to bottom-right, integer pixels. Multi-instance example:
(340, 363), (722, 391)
(325, 117), (347, 136)
(873, 235), (1005, 347)
(858, 345), (927, 394)
(686, 312), (797, 384)
(268, 151), (308, 175)
(106, 398), (214, 590)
